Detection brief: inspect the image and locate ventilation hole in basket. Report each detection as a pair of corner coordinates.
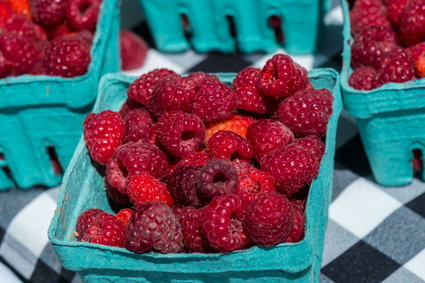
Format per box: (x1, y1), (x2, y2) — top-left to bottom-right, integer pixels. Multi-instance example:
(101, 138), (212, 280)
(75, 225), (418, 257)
(412, 149), (423, 174)
(180, 14), (192, 42)
(0, 153), (4, 160)
(2, 165), (15, 185)
(226, 15), (237, 39)
(47, 146), (63, 175)
(268, 15), (284, 44)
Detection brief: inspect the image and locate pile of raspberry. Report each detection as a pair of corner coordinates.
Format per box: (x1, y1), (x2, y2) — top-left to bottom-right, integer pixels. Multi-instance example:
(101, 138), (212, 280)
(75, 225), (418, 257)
(76, 53), (334, 254)
(0, 0), (102, 79)
(348, 0), (425, 90)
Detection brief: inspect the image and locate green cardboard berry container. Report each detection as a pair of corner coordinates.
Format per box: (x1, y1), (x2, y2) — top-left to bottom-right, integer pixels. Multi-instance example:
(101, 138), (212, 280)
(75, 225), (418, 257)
(48, 69), (342, 282)
(340, 0), (425, 186)
(0, 0), (120, 190)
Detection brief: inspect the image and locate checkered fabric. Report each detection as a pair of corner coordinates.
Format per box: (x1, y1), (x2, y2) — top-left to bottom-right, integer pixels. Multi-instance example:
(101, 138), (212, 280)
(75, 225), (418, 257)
(0, 2), (424, 283)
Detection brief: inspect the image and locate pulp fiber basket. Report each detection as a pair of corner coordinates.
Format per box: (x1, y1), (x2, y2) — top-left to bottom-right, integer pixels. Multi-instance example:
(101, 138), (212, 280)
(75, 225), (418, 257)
(48, 69), (342, 282)
(139, 0), (328, 55)
(0, 0), (120, 190)
(340, 0), (425, 186)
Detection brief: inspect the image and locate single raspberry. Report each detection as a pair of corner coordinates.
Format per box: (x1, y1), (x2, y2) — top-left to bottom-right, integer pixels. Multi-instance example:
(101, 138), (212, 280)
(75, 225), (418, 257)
(232, 67), (268, 114)
(156, 111), (205, 158)
(127, 68), (177, 106)
(7, 0), (31, 17)
(387, 0), (409, 28)
(295, 135), (325, 162)
(125, 202), (184, 253)
(192, 80), (236, 123)
(83, 110), (125, 165)
(106, 180), (131, 206)
(0, 1), (13, 27)
(43, 36), (91, 78)
(374, 49), (415, 87)
(106, 142), (169, 193)
(207, 131), (253, 160)
(127, 173), (174, 207)
(116, 208), (133, 225)
(30, 0), (67, 27)
(66, 0), (101, 31)
(120, 30), (148, 71)
(167, 150), (210, 178)
(285, 207), (305, 243)
(4, 14), (47, 41)
(119, 98), (142, 117)
(123, 108), (155, 144)
(246, 119), (294, 157)
(204, 115), (255, 145)
(179, 207), (215, 253)
(244, 192), (294, 246)
(257, 54), (309, 98)
(203, 194), (250, 252)
(349, 0), (390, 36)
(348, 66), (378, 90)
(75, 208), (103, 238)
(196, 159), (239, 203)
(399, 0), (425, 46)
(167, 165), (203, 208)
(181, 72), (219, 94)
(260, 144), (319, 196)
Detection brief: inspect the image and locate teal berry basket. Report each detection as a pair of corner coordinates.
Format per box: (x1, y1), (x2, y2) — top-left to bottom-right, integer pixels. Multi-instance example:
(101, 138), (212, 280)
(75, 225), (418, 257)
(0, 0), (120, 190)
(138, 0), (328, 55)
(340, 0), (425, 186)
(48, 69), (342, 282)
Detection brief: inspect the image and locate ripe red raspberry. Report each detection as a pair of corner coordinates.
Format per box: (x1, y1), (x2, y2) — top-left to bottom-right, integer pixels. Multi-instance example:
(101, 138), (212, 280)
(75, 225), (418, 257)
(123, 108), (155, 144)
(125, 202), (184, 253)
(207, 131), (253, 160)
(167, 150), (210, 178)
(246, 119), (294, 157)
(181, 72), (219, 94)
(156, 111), (205, 158)
(260, 144), (319, 196)
(66, 0), (101, 31)
(75, 208), (103, 238)
(120, 30), (148, 71)
(106, 180), (131, 206)
(30, 0), (67, 27)
(277, 89), (333, 137)
(374, 49), (415, 88)
(43, 36), (91, 78)
(285, 207), (305, 243)
(203, 194), (250, 252)
(350, 0), (390, 36)
(179, 207), (215, 253)
(399, 0), (425, 46)
(127, 68), (176, 106)
(257, 54), (309, 98)
(4, 14), (47, 41)
(0, 1), (13, 27)
(167, 165), (203, 208)
(192, 80), (236, 123)
(116, 208), (133, 225)
(204, 115), (255, 145)
(83, 110), (125, 165)
(232, 67), (268, 114)
(127, 173), (174, 207)
(119, 98), (142, 117)
(387, 0), (409, 27)
(348, 66), (378, 90)
(295, 135), (325, 162)
(106, 142), (169, 193)
(244, 192), (294, 246)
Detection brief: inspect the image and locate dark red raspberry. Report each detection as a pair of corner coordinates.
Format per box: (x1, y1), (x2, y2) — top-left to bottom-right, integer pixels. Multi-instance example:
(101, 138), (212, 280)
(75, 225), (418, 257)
(232, 67), (268, 114)
(106, 142), (169, 193)
(120, 30), (148, 71)
(106, 180), (131, 206)
(207, 131), (253, 160)
(399, 0), (425, 46)
(350, 0), (390, 36)
(285, 207), (305, 243)
(244, 192), (294, 246)
(387, 0), (409, 28)
(260, 144), (319, 196)
(127, 173), (174, 207)
(192, 80), (236, 123)
(205, 115), (255, 145)
(179, 207), (215, 253)
(127, 68), (177, 106)
(125, 202), (184, 253)
(119, 98), (142, 117)
(196, 159), (239, 203)
(43, 36), (91, 78)
(257, 54), (309, 98)
(83, 110), (125, 165)
(348, 66), (378, 90)
(30, 0), (67, 27)
(4, 14), (47, 41)
(123, 108), (155, 144)
(181, 72), (219, 94)
(75, 208), (103, 238)
(167, 150), (210, 178)
(203, 194), (250, 252)
(295, 135), (325, 162)
(167, 165), (203, 208)
(374, 49), (415, 87)
(116, 208), (133, 225)
(246, 119), (294, 157)
(66, 0), (101, 30)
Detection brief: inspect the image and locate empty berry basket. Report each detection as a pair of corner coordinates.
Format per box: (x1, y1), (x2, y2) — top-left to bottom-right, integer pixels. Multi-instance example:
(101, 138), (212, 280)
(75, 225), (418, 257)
(139, 0), (328, 54)
(0, 0), (120, 190)
(340, 0), (425, 186)
(48, 70), (342, 282)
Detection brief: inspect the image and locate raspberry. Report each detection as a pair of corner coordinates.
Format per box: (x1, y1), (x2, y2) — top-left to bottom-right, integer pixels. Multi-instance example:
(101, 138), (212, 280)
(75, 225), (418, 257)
(120, 30), (148, 71)
(285, 207), (305, 243)
(0, 1), (13, 27)
(75, 208), (103, 238)
(125, 202), (184, 253)
(181, 72), (219, 94)
(244, 192), (293, 246)
(196, 159), (239, 203)
(4, 14), (47, 41)
(232, 67), (268, 114)
(350, 0), (390, 37)
(204, 115), (255, 145)
(127, 68), (176, 106)
(374, 49), (415, 87)
(167, 165), (203, 208)
(192, 80), (236, 123)
(179, 207), (214, 253)
(257, 54), (309, 98)
(387, 0), (409, 27)
(83, 110), (125, 165)
(277, 89), (333, 137)
(66, 0), (101, 30)
(30, 0), (67, 27)
(156, 111), (205, 158)
(207, 131), (253, 160)
(106, 180), (131, 206)
(116, 208), (133, 224)
(106, 142), (169, 193)
(246, 119), (294, 157)
(127, 173), (174, 207)
(119, 98), (142, 117)
(167, 150), (210, 178)
(295, 135), (326, 162)
(348, 66), (378, 90)
(7, 0), (31, 17)
(260, 144), (319, 196)
(43, 36), (91, 78)
(123, 108), (155, 144)
(399, 0), (425, 46)
(203, 194), (250, 252)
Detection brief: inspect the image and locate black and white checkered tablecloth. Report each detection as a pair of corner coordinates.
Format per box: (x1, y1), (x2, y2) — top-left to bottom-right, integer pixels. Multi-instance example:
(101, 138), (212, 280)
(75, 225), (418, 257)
(0, 2), (424, 283)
